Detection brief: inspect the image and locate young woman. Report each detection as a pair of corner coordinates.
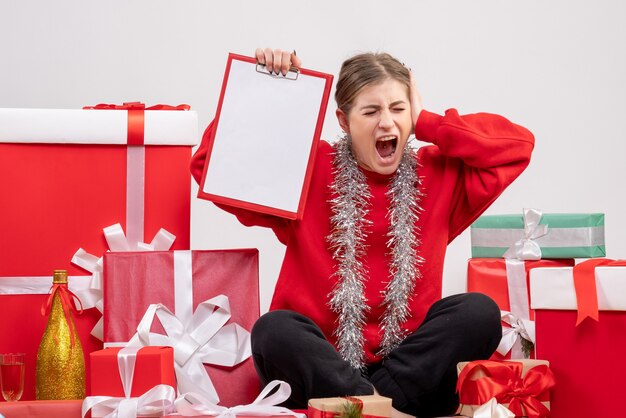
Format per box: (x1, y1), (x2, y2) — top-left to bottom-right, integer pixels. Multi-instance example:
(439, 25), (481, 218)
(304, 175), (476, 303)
(191, 48), (534, 417)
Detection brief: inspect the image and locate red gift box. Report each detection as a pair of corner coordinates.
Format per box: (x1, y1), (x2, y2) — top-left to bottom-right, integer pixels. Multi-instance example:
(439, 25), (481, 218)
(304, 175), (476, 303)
(103, 249), (260, 407)
(0, 105), (197, 400)
(467, 258), (574, 360)
(90, 346), (176, 397)
(456, 359), (555, 418)
(530, 260), (626, 418)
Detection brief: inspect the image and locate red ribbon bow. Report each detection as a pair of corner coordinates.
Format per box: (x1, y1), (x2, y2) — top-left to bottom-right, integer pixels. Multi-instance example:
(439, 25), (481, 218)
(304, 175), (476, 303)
(83, 102), (190, 145)
(41, 283), (84, 346)
(457, 360), (555, 418)
(573, 258), (626, 325)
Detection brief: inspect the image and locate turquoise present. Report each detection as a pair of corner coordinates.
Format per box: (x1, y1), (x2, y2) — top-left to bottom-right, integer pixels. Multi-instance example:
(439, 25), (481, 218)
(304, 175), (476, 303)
(470, 210), (605, 259)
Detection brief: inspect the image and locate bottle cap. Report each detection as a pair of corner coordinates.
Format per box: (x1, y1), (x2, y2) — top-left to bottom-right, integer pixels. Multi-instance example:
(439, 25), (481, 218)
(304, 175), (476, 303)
(53, 270), (68, 284)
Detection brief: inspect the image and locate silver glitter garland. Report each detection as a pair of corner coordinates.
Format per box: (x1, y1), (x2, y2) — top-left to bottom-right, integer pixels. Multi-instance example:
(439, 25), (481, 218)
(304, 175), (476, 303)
(327, 135), (423, 369)
(328, 136), (372, 369)
(378, 146), (423, 357)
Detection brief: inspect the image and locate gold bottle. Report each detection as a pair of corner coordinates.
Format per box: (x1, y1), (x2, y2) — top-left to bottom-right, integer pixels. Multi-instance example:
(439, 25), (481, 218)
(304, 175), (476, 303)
(36, 270), (85, 399)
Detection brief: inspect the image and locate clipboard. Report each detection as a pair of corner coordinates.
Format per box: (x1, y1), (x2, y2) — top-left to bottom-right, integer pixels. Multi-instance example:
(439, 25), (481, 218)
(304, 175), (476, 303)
(198, 53), (333, 220)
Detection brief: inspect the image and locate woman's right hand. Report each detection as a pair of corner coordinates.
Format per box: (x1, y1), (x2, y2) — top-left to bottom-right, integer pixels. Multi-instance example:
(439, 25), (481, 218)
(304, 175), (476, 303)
(255, 48), (302, 76)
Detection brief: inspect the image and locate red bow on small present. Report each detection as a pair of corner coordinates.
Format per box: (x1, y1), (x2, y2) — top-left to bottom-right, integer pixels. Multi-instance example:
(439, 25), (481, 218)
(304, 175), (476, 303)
(83, 102), (190, 145)
(457, 360), (555, 418)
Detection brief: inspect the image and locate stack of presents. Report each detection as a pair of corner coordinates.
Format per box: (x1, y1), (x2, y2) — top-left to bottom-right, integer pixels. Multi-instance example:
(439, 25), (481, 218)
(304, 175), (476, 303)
(0, 105), (621, 418)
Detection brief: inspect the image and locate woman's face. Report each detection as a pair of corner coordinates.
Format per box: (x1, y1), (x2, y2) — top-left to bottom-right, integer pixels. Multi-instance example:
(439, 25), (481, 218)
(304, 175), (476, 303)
(337, 78), (412, 175)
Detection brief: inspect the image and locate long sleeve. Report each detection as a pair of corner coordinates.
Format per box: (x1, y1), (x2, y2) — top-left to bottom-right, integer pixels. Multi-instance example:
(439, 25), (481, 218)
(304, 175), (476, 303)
(414, 109), (535, 241)
(190, 120), (291, 243)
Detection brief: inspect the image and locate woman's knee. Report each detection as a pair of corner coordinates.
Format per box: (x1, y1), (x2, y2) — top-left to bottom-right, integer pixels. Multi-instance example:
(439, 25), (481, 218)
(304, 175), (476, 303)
(251, 310), (322, 352)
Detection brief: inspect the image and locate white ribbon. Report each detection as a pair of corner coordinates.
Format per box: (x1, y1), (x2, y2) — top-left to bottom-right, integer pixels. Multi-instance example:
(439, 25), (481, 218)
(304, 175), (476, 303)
(174, 380), (304, 418)
(473, 398), (515, 418)
(125, 296), (251, 403)
(502, 208), (548, 260)
(82, 346), (174, 418)
(82, 384), (176, 418)
(72, 223), (175, 340)
(496, 311), (536, 359)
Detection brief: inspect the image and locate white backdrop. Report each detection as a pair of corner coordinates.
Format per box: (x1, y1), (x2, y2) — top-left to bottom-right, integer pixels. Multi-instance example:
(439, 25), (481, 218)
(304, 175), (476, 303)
(2, 0), (625, 312)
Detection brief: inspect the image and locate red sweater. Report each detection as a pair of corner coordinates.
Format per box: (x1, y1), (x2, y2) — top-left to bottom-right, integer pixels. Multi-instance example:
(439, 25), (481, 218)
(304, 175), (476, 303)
(191, 109), (534, 364)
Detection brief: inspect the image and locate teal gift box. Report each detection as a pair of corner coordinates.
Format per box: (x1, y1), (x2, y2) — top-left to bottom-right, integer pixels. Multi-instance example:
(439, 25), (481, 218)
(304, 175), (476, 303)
(470, 210), (605, 259)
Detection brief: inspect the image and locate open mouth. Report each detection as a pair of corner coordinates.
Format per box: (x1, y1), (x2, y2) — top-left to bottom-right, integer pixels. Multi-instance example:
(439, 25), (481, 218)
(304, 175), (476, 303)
(375, 136), (398, 160)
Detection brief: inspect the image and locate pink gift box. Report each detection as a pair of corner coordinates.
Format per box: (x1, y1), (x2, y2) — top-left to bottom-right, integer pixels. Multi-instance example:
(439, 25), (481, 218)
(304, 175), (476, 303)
(103, 249), (261, 407)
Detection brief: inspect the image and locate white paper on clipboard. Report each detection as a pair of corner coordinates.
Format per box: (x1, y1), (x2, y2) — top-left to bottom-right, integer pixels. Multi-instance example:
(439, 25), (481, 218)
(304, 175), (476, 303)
(201, 56), (331, 218)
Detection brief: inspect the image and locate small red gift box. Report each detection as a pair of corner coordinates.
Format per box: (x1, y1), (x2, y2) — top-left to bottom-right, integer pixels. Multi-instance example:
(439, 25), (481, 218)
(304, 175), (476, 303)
(103, 249), (260, 407)
(456, 359), (555, 418)
(467, 258), (574, 359)
(0, 105), (197, 400)
(90, 346), (176, 397)
(530, 260), (626, 418)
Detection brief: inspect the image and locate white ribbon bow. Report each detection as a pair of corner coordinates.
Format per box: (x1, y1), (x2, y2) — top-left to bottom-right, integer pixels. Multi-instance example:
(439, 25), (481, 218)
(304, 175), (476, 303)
(126, 296), (251, 403)
(175, 380), (304, 418)
(72, 223), (175, 339)
(496, 311), (536, 359)
(473, 398), (515, 418)
(82, 384), (176, 418)
(503, 208), (548, 260)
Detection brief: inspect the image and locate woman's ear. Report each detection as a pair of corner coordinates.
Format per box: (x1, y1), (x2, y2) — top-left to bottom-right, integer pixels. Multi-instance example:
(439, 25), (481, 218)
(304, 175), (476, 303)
(336, 109), (350, 135)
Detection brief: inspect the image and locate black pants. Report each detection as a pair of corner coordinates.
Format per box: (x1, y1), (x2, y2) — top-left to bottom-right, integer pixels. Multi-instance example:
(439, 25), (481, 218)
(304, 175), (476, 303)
(251, 293), (501, 418)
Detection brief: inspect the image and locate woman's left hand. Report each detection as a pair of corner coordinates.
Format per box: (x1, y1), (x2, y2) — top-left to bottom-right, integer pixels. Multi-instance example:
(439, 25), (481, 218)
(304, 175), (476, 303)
(409, 71), (423, 128)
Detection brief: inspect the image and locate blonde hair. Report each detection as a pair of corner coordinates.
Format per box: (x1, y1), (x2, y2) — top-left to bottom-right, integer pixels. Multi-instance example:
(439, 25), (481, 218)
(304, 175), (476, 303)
(335, 52), (410, 114)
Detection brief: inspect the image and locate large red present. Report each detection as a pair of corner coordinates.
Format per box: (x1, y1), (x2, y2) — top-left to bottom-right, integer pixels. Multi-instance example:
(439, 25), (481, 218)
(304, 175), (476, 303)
(530, 259), (626, 418)
(467, 258), (574, 359)
(103, 249), (260, 407)
(0, 104), (197, 400)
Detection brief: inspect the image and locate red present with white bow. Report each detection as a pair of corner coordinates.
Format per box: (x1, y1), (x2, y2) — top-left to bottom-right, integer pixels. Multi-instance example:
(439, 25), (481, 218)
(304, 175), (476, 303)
(467, 258), (574, 359)
(90, 346), (177, 397)
(0, 104), (197, 400)
(530, 259), (626, 418)
(103, 249), (260, 407)
(84, 346), (177, 418)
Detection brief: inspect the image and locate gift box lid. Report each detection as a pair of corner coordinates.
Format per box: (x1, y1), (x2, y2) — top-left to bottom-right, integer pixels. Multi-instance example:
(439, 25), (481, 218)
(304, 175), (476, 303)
(0, 107), (198, 145)
(530, 266), (626, 310)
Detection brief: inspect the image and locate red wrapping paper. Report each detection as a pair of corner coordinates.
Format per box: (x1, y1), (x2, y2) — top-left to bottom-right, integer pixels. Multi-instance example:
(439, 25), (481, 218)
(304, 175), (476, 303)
(467, 258), (574, 360)
(90, 346), (176, 397)
(0, 144), (192, 401)
(535, 310), (626, 417)
(0, 400), (82, 417)
(103, 249), (260, 407)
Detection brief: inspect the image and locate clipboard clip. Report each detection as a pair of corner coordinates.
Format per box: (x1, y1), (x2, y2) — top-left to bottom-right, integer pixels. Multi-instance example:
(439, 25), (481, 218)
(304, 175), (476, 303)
(255, 63), (300, 81)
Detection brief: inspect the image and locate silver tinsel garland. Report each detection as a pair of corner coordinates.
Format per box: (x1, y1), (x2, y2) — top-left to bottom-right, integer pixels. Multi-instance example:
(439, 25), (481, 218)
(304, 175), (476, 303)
(328, 135), (423, 369)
